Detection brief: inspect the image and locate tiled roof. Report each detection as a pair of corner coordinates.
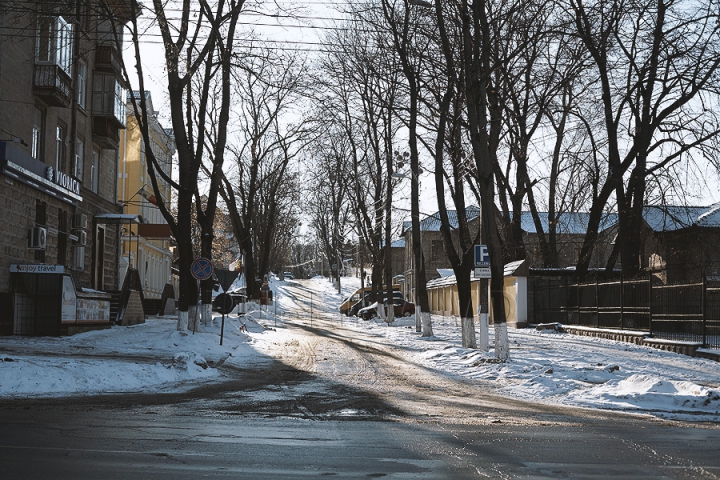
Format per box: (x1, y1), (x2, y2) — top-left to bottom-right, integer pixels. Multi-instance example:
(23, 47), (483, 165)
(420, 205), (481, 232)
(643, 204), (720, 231)
(520, 211), (617, 235)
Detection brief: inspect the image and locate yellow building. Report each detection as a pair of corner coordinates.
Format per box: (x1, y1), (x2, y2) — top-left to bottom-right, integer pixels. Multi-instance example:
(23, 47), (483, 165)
(117, 92), (175, 300)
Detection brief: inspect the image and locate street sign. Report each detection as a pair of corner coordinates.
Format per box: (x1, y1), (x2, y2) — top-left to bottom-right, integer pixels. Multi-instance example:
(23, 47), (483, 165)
(474, 267), (491, 279)
(213, 293), (235, 314)
(191, 257), (214, 281)
(474, 245), (490, 267)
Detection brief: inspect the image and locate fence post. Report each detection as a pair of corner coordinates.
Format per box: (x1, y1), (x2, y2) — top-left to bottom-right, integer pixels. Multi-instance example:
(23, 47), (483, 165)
(648, 272), (653, 337)
(565, 276), (569, 324)
(576, 278), (580, 325)
(702, 273), (707, 346)
(595, 275), (599, 328)
(620, 274), (624, 330)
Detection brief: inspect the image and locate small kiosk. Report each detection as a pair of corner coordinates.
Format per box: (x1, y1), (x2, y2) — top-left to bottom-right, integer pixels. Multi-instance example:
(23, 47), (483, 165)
(9, 264), (110, 336)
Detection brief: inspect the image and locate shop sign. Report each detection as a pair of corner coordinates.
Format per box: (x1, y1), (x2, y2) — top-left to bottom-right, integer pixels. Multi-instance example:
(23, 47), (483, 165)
(10, 264), (65, 273)
(46, 166), (81, 195)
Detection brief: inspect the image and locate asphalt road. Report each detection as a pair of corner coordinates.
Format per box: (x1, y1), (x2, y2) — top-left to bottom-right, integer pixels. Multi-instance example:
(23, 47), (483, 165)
(1, 280), (720, 479)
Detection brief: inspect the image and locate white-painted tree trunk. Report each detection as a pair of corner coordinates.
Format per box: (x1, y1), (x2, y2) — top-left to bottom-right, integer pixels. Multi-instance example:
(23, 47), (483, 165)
(376, 302), (386, 321)
(478, 313), (489, 351)
(421, 310), (433, 337)
(201, 303), (212, 326)
(386, 306), (394, 324)
(188, 304), (201, 333)
(494, 322), (509, 361)
(177, 310), (188, 333)
(461, 316), (477, 348)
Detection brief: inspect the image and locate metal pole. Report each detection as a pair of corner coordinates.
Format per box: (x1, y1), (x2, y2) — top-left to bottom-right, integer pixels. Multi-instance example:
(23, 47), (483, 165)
(220, 313), (225, 346)
(702, 273), (707, 346)
(620, 274), (624, 329)
(648, 272), (653, 336)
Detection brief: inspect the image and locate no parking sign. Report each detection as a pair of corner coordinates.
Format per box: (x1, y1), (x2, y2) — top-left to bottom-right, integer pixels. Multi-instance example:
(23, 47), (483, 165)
(191, 257), (214, 281)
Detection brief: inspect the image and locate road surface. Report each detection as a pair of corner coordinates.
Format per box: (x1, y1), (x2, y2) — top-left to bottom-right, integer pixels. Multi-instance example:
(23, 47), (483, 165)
(1, 279), (719, 479)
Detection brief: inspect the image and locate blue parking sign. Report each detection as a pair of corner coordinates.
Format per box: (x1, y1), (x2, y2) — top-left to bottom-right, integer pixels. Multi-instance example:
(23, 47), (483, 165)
(474, 245), (490, 267)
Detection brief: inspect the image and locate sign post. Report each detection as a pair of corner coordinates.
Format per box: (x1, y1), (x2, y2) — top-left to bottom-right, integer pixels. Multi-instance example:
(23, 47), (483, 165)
(474, 245), (491, 351)
(190, 258), (214, 334)
(213, 293), (234, 346)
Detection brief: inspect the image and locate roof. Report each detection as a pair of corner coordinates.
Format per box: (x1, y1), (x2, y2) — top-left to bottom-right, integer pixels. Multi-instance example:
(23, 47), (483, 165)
(380, 238), (406, 248)
(643, 204), (720, 231)
(520, 211), (617, 235)
(419, 206), (481, 232)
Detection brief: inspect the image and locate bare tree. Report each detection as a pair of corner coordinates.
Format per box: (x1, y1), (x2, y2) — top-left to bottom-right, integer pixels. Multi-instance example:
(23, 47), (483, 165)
(306, 130), (354, 293)
(118, 0), (248, 332)
(434, 0), (510, 359)
(317, 11), (404, 318)
(217, 46), (310, 298)
(568, 0), (720, 279)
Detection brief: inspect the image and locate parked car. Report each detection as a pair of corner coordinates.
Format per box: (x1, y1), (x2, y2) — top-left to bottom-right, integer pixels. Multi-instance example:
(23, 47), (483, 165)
(349, 291), (403, 317)
(284, 272), (294, 280)
(359, 299), (415, 320)
(339, 285), (401, 315)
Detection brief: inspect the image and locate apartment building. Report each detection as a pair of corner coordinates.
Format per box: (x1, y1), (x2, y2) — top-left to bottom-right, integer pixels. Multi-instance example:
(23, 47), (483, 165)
(118, 91), (175, 300)
(0, 0), (133, 334)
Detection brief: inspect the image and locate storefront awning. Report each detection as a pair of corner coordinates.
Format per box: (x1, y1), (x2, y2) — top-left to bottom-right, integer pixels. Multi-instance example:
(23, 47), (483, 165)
(94, 213), (144, 225)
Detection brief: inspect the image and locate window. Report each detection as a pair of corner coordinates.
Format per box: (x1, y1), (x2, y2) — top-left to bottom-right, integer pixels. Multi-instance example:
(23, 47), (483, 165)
(31, 107), (43, 160)
(36, 16), (73, 73)
(55, 124), (65, 171)
(74, 138), (84, 180)
(77, 60), (87, 109)
(91, 149), (99, 193)
(92, 73), (126, 124)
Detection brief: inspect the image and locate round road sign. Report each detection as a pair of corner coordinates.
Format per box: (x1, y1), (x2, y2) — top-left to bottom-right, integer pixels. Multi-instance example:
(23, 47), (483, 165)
(213, 293), (235, 314)
(191, 257), (214, 281)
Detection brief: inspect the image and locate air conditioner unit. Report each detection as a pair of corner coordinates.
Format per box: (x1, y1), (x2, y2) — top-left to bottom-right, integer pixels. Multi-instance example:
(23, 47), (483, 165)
(72, 230), (87, 246)
(72, 246), (85, 270)
(72, 213), (88, 230)
(29, 226), (47, 250)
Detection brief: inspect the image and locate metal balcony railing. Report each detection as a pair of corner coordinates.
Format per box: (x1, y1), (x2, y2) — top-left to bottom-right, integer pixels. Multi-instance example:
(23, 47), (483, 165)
(33, 63), (72, 107)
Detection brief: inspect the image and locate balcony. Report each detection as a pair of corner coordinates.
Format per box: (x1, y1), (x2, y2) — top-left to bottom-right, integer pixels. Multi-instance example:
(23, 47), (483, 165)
(93, 117), (120, 149)
(33, 63), (72, 107)
(95, 45), (122, 75)
(92, 72), (126, 148)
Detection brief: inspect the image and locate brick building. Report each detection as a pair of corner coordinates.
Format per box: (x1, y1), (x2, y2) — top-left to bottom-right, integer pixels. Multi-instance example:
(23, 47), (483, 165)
(401, 206), (481, 302)
(0, 0), (133, 334)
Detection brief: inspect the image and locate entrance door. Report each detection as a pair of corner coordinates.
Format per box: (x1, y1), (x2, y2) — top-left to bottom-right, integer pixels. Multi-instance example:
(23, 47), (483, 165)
(95, 226), (106, 290)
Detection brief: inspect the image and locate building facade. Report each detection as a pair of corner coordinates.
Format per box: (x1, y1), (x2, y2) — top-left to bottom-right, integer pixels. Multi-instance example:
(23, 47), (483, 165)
(0, 0), (132, 334)
(117, 92), (175, 300)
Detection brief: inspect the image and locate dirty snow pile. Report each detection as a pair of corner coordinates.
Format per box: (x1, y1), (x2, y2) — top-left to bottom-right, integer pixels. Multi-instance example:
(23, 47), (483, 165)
(0, 301), (275, 397)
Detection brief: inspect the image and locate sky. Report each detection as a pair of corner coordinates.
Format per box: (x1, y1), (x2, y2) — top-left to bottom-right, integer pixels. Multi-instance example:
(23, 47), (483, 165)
(1, 276), (720, 423)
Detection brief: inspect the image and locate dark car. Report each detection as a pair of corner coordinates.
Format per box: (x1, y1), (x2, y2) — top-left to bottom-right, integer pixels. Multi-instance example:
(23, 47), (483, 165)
(359, 299), (415, 320)
(349, 291), (403, 317)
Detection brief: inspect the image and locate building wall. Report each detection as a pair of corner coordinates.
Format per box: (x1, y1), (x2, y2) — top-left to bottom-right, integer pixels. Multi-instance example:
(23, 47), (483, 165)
(0, 3), (127, 329)
(117, 99), (175, 299)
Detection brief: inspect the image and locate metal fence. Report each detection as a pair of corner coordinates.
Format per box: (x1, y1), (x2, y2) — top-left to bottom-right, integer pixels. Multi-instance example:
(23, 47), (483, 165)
(531, 274), (720, 350)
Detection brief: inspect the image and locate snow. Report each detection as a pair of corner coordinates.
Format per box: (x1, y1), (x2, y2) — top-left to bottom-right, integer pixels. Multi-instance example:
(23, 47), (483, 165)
(1, 276), (720, 422)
